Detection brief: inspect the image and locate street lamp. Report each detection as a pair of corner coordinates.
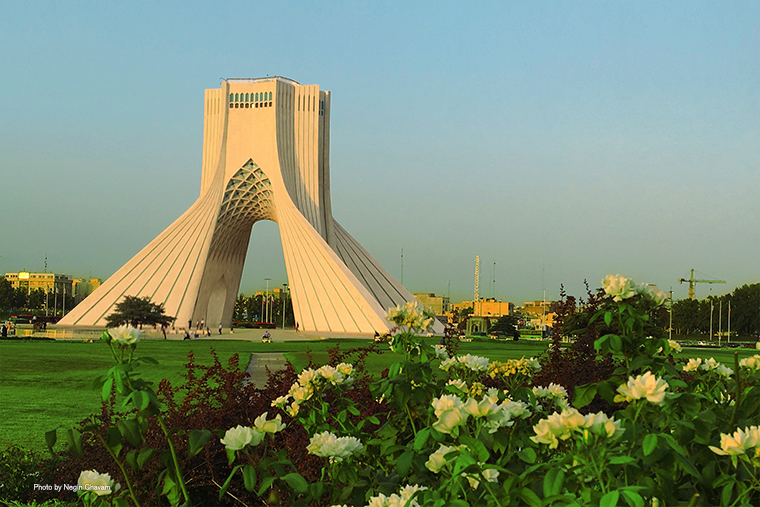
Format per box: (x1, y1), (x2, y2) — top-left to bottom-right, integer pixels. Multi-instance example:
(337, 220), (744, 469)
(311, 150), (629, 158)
(282, 284), (288, 329)
(264, 278), (271, 323)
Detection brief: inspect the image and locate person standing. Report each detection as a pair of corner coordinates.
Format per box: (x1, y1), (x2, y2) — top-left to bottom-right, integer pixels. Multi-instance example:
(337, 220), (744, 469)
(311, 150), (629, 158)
(218, 323), (223, 335)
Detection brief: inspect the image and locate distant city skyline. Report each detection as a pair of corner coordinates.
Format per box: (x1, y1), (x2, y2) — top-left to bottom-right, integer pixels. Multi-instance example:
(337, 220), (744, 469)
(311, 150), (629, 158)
(1, 2), (757, 305)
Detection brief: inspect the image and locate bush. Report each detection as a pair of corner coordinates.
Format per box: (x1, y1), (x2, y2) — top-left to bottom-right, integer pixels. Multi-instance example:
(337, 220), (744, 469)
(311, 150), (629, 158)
(0, 444), (60, 505)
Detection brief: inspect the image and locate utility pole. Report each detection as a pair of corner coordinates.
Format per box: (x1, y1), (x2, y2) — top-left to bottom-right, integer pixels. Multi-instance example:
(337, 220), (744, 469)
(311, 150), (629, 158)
(710, 300), (714, 342)
(719, 300), (722, 347)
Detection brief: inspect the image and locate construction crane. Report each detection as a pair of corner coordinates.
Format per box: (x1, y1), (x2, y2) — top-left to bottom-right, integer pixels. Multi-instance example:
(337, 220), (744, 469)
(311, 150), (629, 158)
(474, 255), (480, 302)
(678, 268), (726, 300)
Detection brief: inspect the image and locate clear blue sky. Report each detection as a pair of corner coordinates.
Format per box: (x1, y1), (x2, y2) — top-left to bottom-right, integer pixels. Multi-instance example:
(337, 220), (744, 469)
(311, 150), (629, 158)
(1, 1), (758, 304)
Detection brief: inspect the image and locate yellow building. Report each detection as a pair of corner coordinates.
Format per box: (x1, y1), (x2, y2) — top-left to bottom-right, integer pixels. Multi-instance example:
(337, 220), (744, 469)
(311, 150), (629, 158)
(413, 293), (450, 315)
(5, 272), (73, 296)
(73, 278), (103, 303)
(453, 298), (513, 318)
(519, 301), (557, 330)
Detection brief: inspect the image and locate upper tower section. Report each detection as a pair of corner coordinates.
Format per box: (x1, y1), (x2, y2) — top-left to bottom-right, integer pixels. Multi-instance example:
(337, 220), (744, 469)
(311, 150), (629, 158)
(200, 76), (334, 243)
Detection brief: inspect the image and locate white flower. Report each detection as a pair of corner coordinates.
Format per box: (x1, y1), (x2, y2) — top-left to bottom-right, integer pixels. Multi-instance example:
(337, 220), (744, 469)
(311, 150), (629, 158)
(367, 484), (428, 507)
(463, 397), (498, 418)
(683, 358), (702, 372)
(502, 399), (531, 419)
(715, 365), (733, 377)
(439, 357), (457, 371)
(668, 340), (681, 353)
(297, 368), (318, 387)
(220, 425), (263, 450)
(465, 468), (499, 489)
(740, 355), (760, 370)
(614, 372), (669, 404)
(431, 395), (469, 434)
(78, 470), (119, 496)
(603, 274), (636, 302)
(526, 357), (542, 372)
(307, 432), (363, 462)
(459, 354), (490, 371)
(434, 344), (450, 360)
(425, 444), (460, 473)
(583, 411), (624, 439)
(317, 365), (346, 385)
(636, 283), (669, 306)
(700, 358), (720, 371)
(446, 379), (468, 394)
(108, 324), (142, 345)
(709, 426), (760, 456)
(756, 341), (760, 350)
(336, 362), (354, 376)
(253, 412), (286, 434)
(533, 383), (568, 399)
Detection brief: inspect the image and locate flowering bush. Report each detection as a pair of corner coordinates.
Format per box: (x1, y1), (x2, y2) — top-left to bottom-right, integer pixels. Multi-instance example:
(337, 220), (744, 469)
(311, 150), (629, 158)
(41, 280), (760, 506)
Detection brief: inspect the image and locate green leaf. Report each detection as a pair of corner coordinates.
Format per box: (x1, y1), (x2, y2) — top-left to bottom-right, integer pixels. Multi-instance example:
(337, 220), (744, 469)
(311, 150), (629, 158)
(604, 311), (612, 327)
(643, 434), (658, 456)
(139, 356), (159, 365)
(519, 487), (542, 507)
(113, 497), (130, 507)
(517, 447), (536, 464)
(137, 447), (156, 469)
(101, 377), (114, 401)
(45, 429), (57, 455)
(226, 447), (236, 466)
(621, 489), (645, 507)
(573, 383), (597, 409)
(396, 449), (414, 477)
(118, 418), (143, 447)
(413, 427), (431, 451)
(282, 472), (308, 492)
(609, 455), (635, 464)
(107, 426), (122, 448)
(459, 435), (489, 462)
(347, 405), (360, 416)
(600, 490), (620, 507)
(543, 467), (565, 497)
(675, 453), (701, 479)
(65, 428), (84, 459)
(721, 482), (734, 506)
(126, 449), (139, 470)
(610, 334), (622, 352)
(258, 476), (276, 496)
(188, 429), (212, 458)
(113, 370), (125, 395)
(242, 465), (257, 492)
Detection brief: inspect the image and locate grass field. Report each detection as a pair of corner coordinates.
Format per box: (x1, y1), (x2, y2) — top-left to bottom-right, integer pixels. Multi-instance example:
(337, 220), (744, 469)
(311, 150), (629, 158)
(1, 337), (755, 452)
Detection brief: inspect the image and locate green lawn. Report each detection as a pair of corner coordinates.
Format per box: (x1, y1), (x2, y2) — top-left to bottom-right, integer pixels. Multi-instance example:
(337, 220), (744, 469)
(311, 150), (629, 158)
(1, 337), (755, 453)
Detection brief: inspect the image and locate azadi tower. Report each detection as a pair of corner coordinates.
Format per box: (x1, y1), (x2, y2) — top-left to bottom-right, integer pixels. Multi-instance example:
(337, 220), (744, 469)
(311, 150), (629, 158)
(61, 77), (442, 335)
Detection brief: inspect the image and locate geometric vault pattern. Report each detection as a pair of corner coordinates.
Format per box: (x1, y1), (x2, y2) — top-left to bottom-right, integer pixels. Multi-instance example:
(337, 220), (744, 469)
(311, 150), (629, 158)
(59, 77), (442, 335)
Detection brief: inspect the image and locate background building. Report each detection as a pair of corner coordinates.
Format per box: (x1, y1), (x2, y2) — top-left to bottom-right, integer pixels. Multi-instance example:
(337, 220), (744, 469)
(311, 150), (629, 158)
(413, 293), (450, 315)
(5, 272), (73, 296)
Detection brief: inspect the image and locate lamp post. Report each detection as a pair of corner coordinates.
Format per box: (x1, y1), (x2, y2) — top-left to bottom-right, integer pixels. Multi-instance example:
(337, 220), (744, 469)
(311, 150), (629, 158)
(282, 284), (288, 329)
(265, 278), (271, 323)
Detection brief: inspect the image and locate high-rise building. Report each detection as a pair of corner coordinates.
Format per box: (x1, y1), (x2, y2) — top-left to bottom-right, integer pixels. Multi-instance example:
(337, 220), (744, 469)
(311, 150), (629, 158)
(60, 77), (440, 335)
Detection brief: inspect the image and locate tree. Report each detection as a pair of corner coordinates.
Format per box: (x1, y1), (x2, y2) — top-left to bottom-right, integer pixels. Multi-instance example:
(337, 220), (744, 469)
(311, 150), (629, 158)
(105, 296), (174, 328)
(490, 314), (520, 338)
